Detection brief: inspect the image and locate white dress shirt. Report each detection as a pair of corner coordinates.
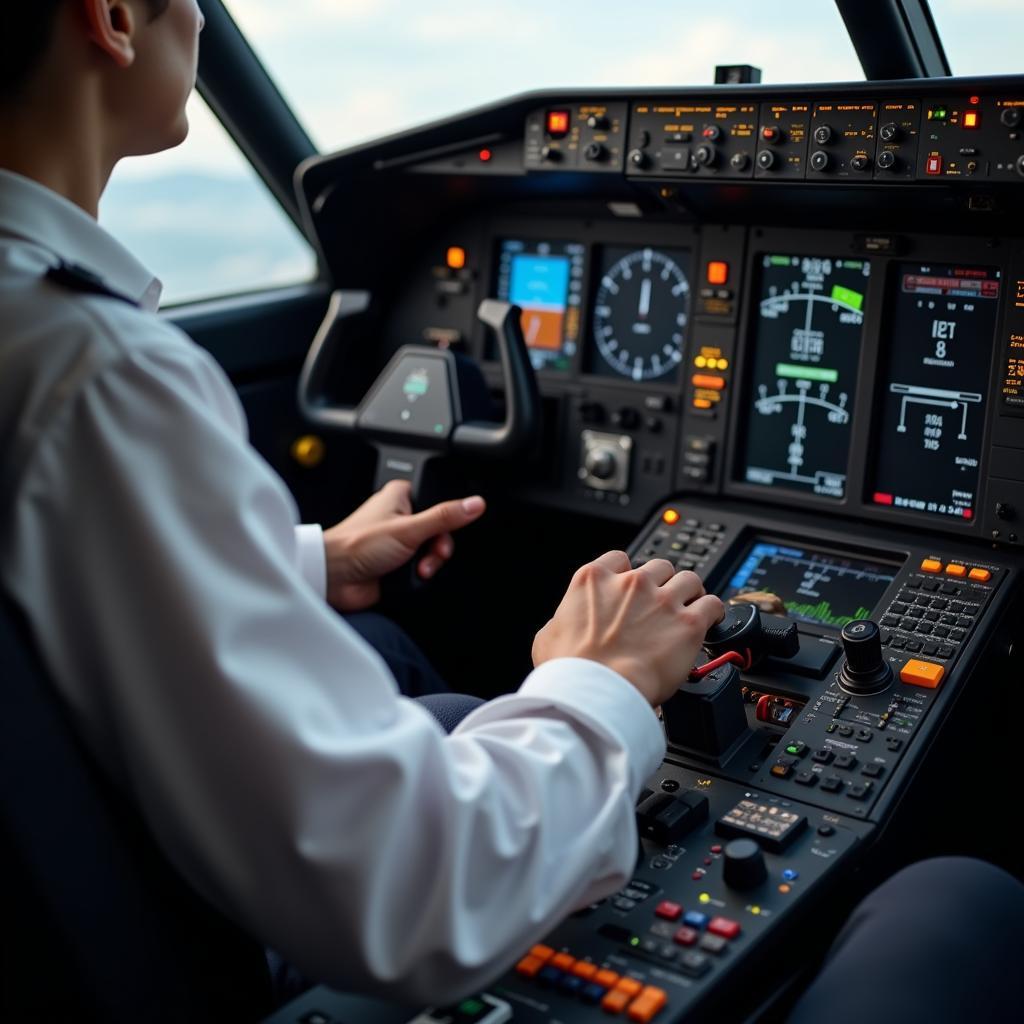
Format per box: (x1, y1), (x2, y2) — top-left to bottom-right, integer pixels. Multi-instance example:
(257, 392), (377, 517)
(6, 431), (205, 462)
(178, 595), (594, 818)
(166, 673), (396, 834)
(0, 169), (666, 1003)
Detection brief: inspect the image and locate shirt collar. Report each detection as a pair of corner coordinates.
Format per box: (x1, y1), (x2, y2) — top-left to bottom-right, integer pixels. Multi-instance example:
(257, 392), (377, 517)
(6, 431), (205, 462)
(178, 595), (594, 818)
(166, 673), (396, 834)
(0, 169), (163, 311)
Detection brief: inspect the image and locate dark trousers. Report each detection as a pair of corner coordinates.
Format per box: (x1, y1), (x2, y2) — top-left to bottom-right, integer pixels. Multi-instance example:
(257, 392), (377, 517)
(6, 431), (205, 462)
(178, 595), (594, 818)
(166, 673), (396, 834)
(786, 856), (1024, 1022)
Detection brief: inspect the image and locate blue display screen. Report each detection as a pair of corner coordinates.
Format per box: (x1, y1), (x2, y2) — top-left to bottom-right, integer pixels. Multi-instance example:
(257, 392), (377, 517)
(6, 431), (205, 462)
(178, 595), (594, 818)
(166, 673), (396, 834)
(508, 255), (570, 309)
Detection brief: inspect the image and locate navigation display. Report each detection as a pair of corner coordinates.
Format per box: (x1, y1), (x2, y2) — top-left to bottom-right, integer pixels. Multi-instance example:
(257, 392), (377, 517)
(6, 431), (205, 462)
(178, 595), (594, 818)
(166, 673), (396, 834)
(495, 239), (584, 371)
(722, 539), (898, 630)
(869, 263), (1000, 521)
(739, 254), (870, 499)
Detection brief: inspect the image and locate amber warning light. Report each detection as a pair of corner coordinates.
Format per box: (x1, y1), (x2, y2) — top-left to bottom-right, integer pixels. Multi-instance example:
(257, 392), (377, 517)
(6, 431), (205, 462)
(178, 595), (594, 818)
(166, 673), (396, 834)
(546, 110), (570, 137)
(446, 246), (466, 270)
(662, 509), (681, 525)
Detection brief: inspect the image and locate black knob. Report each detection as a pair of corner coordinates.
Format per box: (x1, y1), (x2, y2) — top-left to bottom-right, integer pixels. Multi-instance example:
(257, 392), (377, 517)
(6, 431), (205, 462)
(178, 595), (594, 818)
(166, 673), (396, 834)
(839, 620), (893, 695)
(730, 151), (750, 171)
(695, 144), (717, 167)
(723, 838), (767, 890)
(613, 406), (641, 430)
(586, 114), (610, 130)
(1016, 154), (1024, 178)
(628, 148), (649, 169)
(879, 122), (900, 142)
(1001, 108), (1022, 128)
(540, 145), (561, 162)
(995, 501), (1014, 521)
(584, 142), (607, 162)
(813, 124), (833, 145)
(761, 126), (784, 144)
(585, 449), (617, 481)
(809, 150), (830, 172)
(877, 150), (897, 171)
(850, 154), (871, 172)
(757, 149), (776, 171)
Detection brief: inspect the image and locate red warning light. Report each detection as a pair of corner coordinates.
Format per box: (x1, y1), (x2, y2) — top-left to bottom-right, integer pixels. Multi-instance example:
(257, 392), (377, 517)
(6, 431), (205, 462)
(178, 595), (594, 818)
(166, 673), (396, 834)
(963, 110), (980, 129)
(969, 95), (980, 105)
(873, 492), (895, 506)
(963, 508), (974, 520)
(546, 110), (570, 137)
(478, 148), (493, 162)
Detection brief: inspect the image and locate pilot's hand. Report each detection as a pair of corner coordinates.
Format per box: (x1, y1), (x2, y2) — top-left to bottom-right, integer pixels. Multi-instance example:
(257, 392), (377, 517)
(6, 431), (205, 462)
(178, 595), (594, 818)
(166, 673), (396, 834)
(532, 551), (725, 708)
(322, 480), (486, 611)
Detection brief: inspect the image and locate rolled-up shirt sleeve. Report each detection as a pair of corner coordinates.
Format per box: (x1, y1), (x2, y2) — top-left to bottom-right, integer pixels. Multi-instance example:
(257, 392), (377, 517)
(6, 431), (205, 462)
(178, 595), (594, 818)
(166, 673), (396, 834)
(294, 522), (327, 597)
(5, 334), (666, 1003)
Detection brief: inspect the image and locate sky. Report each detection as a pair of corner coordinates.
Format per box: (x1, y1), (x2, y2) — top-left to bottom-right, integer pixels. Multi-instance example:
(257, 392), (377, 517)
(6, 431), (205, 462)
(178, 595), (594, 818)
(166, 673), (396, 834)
(100, 0), (1023, 304)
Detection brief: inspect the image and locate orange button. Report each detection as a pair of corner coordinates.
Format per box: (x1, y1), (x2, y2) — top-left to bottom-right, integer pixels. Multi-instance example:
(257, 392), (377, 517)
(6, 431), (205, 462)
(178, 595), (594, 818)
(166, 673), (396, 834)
(615, 978), (644, 998)
(550, 952), (575, 971)
(693, 398), (713, 409)
(602, 989), (632, 1014)
(945, 563), (966, 577)
(594, 968), (621, 988)
(920, 559), (942, 573)
(707, 260), (729, 286)
(900, 659), (945, 689)
(515, 954), (544, 978)
(692, 374), (726, 391)
(529, 944), (554, 962)
(969, 567), (992, 582)
(572, 961), (598, 979)
(627, 986), (669, 1022)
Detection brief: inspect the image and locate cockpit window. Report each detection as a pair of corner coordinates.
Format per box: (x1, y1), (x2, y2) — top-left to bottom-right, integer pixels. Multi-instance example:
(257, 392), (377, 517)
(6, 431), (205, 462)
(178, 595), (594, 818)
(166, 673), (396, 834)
(223, 0), (864, 154)
(927, 0), (1022, 75)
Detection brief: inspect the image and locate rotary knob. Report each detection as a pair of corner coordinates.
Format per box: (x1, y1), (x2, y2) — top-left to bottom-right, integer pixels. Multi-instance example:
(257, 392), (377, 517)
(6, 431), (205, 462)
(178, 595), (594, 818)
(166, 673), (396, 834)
(722, 838), (767, 890)
(1001, 107), (1022, 128)
(585, 448), (617, 481)
(586, 114), (610, 130)
(813, 124), (834, 145)
(877, 150), (898, 171)
(695, 144), (718, 167)
(584, 141), (608, 162)
(839, 620), (893, 695)
(730, 151), (751, 171)
(850, 154), (872, 172)
(879, 122), (901, 142)
(757, 149), (777, 171)
(540, 145), (561, 163)
(628, 148), (649, 170)
(809, 150), (830, 172)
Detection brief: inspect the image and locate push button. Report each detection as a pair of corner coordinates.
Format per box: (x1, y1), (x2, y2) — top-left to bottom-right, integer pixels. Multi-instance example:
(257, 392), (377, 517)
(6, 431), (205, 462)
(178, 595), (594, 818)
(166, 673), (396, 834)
(900, 659), (945, 689)
(969, 567), (991, 582)
(945, 564), (966, 578)
(627, 985), (668, 1022)
(707, 916), (741, 940)
(920, 558), (942, 573)
(655, 900), (683, 921)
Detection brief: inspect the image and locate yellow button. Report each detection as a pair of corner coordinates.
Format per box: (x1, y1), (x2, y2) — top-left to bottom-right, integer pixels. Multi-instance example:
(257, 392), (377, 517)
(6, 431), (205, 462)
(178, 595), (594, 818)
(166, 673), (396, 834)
(969, 567), (992, 582)
(920, 559), (942, 573)
(900, 659), (945, 689)
(945, 563), (966, 577)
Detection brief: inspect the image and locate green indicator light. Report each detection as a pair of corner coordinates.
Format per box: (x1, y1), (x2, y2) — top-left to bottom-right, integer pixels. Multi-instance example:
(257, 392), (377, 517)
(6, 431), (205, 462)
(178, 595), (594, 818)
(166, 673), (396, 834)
(929, 107), (948, 121)
(769, 254), (791, 266)
(786, 744), (800, 754)
(775, 363), (839, 383)
(842, 260), (864, 270)
(459, 999), (485, 1014)
(830, 284), (863, 310)
(630, 936), (640, 947)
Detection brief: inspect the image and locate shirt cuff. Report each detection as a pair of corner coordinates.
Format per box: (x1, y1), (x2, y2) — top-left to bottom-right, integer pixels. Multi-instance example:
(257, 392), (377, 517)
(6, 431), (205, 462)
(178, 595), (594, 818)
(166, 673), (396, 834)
(513, 658), (666, 795)
(294, 524), (327, 598)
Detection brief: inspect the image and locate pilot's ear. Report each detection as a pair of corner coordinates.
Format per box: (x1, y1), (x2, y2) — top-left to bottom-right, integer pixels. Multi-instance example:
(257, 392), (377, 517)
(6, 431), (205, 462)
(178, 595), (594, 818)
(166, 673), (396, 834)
(80, 0), (137, 69)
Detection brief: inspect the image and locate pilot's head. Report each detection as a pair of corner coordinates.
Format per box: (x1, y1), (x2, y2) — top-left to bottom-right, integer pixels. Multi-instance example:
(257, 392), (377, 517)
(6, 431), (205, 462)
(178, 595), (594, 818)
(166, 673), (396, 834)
(0, 0), (204, 160)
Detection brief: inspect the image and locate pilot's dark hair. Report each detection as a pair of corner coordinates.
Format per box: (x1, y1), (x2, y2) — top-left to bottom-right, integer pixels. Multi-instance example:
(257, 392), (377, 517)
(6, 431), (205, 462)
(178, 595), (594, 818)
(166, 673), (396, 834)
(1, 0), (171, 99)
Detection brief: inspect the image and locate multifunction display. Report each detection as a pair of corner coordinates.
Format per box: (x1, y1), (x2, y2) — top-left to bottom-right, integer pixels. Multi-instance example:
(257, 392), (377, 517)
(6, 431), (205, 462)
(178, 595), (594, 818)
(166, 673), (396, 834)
(869, 263), (1001, 521)
(495, 239), (584, 372)
(739, 254), (870, 499)
(588, 246), (690, 382)
(723, 539), (898, 630)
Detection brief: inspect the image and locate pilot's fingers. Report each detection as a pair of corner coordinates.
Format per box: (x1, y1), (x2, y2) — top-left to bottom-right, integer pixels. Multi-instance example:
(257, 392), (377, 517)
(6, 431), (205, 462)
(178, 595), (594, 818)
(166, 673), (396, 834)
(633, 558), (675, 586)
(685, 594), (727, 631)
(431, 532), (454, 561)
(394, 495), (486, 548)
(590, 550), (632, 574)
(662, 569), (706, 605)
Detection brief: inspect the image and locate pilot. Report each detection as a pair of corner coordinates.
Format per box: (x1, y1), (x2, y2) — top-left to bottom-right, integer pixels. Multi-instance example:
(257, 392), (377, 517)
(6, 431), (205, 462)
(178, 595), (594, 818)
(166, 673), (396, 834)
(4, 5), (1022, 1023)
(0, 0), (723, 1006)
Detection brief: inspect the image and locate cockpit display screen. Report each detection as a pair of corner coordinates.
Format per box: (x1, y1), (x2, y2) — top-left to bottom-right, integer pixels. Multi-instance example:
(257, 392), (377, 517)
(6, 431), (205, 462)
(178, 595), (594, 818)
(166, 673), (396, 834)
(721, 539), (898, 630)
(738, 254), (870, 499)
(495, 239), (584, 372)
(868, 263), (1001, 522)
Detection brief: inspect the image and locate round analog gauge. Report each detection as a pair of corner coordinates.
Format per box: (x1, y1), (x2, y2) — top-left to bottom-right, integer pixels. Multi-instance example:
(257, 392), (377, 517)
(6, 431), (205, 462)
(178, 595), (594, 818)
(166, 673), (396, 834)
(592, 248), (690, 381)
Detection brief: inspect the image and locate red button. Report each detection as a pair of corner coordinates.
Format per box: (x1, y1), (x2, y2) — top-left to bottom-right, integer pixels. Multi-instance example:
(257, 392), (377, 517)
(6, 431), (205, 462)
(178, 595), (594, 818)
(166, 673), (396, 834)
(926, 154), (943, 175)
(655, 900), (683, 920)
(710, 844), (723, 854)
(673, 926), (699, 946)
(708, 916), (741, 939)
